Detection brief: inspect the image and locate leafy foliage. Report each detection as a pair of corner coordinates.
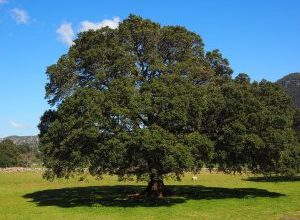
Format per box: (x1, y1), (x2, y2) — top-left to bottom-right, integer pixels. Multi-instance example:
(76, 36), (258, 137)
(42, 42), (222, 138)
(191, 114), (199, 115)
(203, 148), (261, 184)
(39, 15), (299, 183)
(0, 139), (20, 167)
(206, 77), (299, 176)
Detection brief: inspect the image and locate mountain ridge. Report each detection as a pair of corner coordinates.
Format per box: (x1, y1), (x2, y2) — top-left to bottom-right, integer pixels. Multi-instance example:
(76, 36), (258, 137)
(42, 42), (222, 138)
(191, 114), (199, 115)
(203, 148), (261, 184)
(277, 72), (300, 109)
(0, 135), (39, 147)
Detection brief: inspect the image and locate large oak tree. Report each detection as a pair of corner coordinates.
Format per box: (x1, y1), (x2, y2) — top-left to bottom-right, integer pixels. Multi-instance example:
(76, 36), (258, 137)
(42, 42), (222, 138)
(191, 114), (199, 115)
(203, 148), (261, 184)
(39, 15), (299, 197)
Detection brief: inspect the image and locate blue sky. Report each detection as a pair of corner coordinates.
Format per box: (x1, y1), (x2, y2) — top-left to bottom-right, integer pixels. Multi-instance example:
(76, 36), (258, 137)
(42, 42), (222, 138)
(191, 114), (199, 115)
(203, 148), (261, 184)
(0, 0), (299, 137)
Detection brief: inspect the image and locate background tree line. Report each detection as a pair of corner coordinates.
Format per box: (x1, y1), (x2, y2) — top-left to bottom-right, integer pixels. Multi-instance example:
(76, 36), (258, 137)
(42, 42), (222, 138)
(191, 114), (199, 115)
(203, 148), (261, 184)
(0, 139), (40, 168)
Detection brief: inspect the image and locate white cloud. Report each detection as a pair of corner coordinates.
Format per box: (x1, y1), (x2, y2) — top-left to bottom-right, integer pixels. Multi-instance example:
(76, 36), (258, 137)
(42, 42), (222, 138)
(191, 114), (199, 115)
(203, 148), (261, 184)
(9, 120), (29, 129)
(0, 0), (7, 4)
(56, 22), (75, 46)
(79, 17), (120, 32)
(56, 17), (121, 46)
(11, 8), (29, 24)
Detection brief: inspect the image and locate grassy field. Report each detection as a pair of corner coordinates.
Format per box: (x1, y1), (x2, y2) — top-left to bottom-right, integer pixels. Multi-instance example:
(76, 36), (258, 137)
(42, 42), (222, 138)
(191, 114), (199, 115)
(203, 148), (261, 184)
(0, 171), (299, 220)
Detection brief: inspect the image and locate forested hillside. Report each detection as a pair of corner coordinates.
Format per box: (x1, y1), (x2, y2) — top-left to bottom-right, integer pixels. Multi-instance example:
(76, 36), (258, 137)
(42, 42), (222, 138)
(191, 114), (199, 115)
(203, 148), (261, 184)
(277, 72), (300, 108)
(0, 135), (39, 147)
(0, 136), (40, 167)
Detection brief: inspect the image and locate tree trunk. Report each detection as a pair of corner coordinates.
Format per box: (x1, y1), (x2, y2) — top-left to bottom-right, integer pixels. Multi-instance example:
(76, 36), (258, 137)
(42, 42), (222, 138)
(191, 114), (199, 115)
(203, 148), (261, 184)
(141, 178), (168, 197)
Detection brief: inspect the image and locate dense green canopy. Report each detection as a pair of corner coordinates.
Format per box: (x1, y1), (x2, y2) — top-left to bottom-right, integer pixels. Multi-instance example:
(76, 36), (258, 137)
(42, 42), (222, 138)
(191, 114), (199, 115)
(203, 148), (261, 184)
(39, 15), (299, 190)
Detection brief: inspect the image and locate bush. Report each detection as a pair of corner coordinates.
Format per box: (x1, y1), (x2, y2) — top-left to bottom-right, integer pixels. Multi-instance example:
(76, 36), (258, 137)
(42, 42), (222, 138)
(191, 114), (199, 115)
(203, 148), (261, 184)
(0, 140), (20, 167)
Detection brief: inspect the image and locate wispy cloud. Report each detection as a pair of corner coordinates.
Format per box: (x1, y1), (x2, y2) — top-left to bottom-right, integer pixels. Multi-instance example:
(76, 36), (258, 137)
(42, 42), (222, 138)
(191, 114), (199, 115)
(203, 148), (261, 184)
(9, 120), (29, 129)
(56, 22), (75, 46)
(56, 17), (121, 46)
(0, 0), (7, 4)
(11, 8), (29, 24)
(79, 17), (120, 32)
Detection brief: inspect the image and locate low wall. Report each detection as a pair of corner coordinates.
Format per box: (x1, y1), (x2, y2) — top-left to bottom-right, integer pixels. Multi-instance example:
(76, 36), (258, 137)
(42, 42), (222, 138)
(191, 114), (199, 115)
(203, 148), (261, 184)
(0, 167), (45, 172)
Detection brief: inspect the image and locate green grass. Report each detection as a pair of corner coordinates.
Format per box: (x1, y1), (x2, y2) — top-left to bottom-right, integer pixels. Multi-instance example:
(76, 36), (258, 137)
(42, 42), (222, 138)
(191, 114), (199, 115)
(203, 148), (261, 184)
(0, 172), (299, 220)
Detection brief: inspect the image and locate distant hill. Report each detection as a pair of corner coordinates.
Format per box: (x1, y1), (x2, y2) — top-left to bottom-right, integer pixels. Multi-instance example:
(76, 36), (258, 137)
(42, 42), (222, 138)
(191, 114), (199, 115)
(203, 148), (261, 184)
(0, 135), (39, 147)
(277, 72), (300, 109)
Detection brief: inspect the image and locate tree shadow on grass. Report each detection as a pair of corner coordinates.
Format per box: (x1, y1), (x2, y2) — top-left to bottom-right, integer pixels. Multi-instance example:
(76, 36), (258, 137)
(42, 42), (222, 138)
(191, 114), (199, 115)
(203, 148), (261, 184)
(23, 185), (285, 208)
(244, 176), (300, 183)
